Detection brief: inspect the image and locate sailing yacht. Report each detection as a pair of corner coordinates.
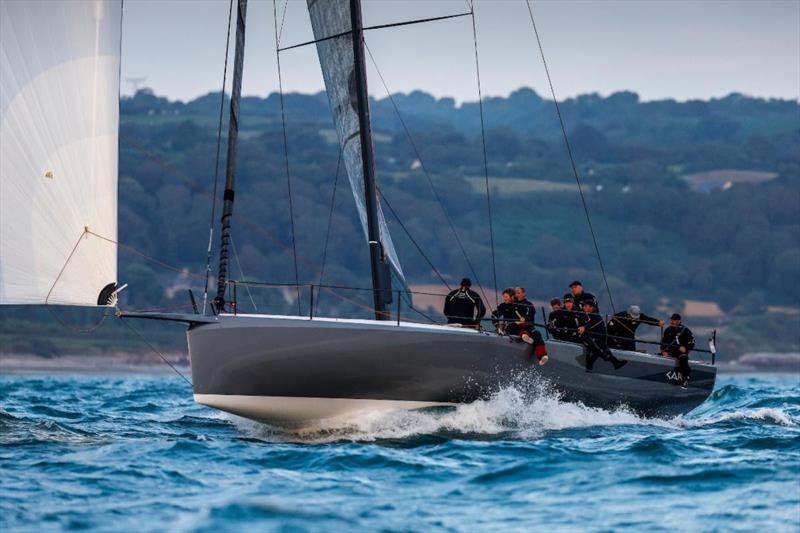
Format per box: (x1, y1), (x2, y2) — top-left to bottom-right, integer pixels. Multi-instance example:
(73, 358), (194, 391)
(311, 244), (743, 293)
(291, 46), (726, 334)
(0, 0), (717, 427)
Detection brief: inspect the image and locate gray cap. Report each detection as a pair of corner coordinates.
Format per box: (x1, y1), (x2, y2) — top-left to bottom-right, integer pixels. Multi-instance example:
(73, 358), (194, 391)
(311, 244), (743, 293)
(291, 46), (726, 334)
(627, 305), (641, 319)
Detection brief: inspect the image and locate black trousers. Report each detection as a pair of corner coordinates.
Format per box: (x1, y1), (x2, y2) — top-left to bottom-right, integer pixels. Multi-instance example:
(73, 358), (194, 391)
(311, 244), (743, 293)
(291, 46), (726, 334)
(670, 353), (691, 380)
(582, 337), (614, 369)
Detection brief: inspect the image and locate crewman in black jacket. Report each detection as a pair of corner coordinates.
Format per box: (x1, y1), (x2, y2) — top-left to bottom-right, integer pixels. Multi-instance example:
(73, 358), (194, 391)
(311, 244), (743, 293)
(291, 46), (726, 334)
(491, 288), (548, 365)
(607, 305), (664, 351)
(443, 278), (486, 328)
(548, 298), (579, 342)
(492, 288), (518, 333)
(577, 299), (627, 371)
(569, 280), (599, 313)
(513, 287), (536, 331)
(661, 313), (695, 388)
(514, 287), (548, 365)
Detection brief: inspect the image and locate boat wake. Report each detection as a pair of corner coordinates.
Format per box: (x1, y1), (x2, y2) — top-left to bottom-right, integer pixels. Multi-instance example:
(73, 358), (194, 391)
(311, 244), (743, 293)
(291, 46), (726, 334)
(232, 379), (797, 444)
(233, 382), (660, 444)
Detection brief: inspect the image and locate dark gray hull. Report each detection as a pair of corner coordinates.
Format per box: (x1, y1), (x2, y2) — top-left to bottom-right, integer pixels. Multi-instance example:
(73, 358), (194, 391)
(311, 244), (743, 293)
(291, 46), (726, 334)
(187, 314), (716, 425)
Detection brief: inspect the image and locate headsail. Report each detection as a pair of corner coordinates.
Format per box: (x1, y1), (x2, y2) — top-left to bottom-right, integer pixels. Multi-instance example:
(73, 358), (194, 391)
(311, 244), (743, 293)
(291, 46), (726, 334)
(0, 0), (121, 306)
(307, 0), (404, 283)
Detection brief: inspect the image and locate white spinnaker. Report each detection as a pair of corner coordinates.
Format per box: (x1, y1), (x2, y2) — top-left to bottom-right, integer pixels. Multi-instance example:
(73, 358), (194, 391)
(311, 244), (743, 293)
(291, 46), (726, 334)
(0, 0), (121, 306)
(307, 0), (405, 282)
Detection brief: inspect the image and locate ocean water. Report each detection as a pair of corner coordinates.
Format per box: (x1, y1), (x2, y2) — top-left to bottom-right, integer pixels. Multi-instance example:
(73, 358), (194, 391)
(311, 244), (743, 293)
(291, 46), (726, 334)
(1, 373), (798, 532)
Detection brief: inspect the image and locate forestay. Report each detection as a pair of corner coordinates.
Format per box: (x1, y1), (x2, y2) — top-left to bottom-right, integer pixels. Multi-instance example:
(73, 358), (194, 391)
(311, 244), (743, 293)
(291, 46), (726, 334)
(306, 0), (404, 282)
(0, 0), (121, 306)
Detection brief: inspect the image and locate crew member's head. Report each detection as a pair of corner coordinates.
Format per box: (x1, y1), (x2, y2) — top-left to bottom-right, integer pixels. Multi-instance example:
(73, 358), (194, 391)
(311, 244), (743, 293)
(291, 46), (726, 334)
(502, 288), (514, 304)
(670, 313), (682, 326)
(627, 305), (641, 319)
(569, 280), (583, 297)
(563, 295), (574, 311)
(582, 299), (596, 313)
(460, 278), (471, 290)
(550, 298), (561, 311)
(514, 287), (527, 302)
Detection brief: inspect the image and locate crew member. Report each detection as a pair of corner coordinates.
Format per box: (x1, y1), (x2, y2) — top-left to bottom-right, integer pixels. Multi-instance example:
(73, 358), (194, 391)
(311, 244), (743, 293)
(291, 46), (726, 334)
(490, 288), (548, 365)
(607, 305), (664, 351)
(569, 280), (598, 313)
(548, 298), (577, 342)
(492, 288), (517, 333)
(443, 278), (486, 327)
(514, 287), (548, 365)
(513, 287), (536, 328)
(661, 313), (695, 388)
(577, 299), (627, 371)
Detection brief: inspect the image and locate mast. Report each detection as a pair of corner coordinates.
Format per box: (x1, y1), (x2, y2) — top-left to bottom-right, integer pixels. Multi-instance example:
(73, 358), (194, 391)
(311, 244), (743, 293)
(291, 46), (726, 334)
(214, 0), (247, 311)
(349, 0), (392, 320)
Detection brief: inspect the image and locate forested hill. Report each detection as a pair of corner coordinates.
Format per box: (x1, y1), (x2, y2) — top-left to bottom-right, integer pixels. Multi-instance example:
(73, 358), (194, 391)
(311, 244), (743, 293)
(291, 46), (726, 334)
(2, 88), (798, 358)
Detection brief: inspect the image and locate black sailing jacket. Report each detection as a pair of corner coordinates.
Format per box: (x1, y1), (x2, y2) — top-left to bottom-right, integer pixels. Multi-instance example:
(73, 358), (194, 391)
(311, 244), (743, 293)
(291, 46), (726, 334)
(566, 291), (598, 313)
(607, 311), (661, 350)
(443, 288), (486, 326)
(577, 311), (608, 348)
(515, 298), (536, 326)
(661, 325), (695, 356)
(548, 309), (580, 342)
(492, 302), (518, 329)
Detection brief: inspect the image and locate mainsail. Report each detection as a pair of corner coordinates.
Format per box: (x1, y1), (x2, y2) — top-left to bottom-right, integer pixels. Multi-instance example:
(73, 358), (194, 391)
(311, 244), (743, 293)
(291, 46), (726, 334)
(0, 0), (121, 305)
(307, 0), (404, 283)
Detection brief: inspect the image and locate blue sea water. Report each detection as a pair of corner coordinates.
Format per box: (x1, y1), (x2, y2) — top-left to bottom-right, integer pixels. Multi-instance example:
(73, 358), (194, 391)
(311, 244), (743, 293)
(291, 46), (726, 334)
(1, 373), (798, 532)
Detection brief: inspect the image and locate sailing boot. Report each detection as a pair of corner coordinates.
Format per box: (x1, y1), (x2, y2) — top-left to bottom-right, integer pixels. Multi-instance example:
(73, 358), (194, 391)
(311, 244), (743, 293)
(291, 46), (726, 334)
(611, 357), (628, 370)
(520, 332), (534, 345)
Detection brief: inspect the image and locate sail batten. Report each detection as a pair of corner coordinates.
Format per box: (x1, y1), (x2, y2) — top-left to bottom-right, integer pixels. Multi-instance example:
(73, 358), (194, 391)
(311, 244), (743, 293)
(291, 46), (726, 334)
(306, 0), (405, 287)
(0, 0), (121, 306)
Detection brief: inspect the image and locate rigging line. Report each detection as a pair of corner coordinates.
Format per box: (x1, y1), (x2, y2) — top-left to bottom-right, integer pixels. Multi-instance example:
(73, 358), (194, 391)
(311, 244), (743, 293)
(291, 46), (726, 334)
(86, 230), (206, 281)
(202, 0), (235, 315)
(390, 271), (439, 324)
(278, 11), (473, 52)
(230, 235), (257, 312)
(469, 3), (498, 306)
(120, 135), (350, 291)
(378, 188), (452, 291)
(272, 0), (301, 315)
(315, 147), (343, 316)
(524, 0), (616, 313)
(366, 42), (495, 300)
(44, 228), (110, 332)
(276, 0), (289, 46)
(118, 317), (193, 387)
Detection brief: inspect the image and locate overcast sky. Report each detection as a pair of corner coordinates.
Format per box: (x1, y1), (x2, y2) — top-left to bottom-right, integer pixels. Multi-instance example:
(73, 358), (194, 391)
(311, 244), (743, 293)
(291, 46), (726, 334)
(120, 0), (800, 103)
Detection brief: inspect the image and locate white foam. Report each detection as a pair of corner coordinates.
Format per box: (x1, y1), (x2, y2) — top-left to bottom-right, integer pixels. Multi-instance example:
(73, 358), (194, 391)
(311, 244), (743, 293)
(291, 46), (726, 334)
(676, 407), (796, 428)
(230, 383), (661, 444)
(225, 383), (797, 443)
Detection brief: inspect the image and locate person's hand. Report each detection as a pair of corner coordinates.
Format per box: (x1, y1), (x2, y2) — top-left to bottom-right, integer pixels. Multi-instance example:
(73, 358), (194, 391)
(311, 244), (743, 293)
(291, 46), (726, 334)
(662, 351), (669, 357)
(578, 326), (585, 334)
(658, 320), (665, 327)
(679, 346), (686, 353)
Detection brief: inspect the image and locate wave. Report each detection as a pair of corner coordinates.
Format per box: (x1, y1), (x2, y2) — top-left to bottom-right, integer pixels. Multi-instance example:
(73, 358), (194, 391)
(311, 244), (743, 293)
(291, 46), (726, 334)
(678, 407), (796, 427)
(233, 384), (667, 444)
(232, 379), (798, 444)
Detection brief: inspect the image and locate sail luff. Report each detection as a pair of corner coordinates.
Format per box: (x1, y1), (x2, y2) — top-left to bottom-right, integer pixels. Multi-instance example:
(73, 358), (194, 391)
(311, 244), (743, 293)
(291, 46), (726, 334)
(214, 0), (248, 311)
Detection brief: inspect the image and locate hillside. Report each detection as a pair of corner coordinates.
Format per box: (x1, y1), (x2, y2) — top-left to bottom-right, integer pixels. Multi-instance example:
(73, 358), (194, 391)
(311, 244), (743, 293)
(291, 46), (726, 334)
(2, 88), (799, 361)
